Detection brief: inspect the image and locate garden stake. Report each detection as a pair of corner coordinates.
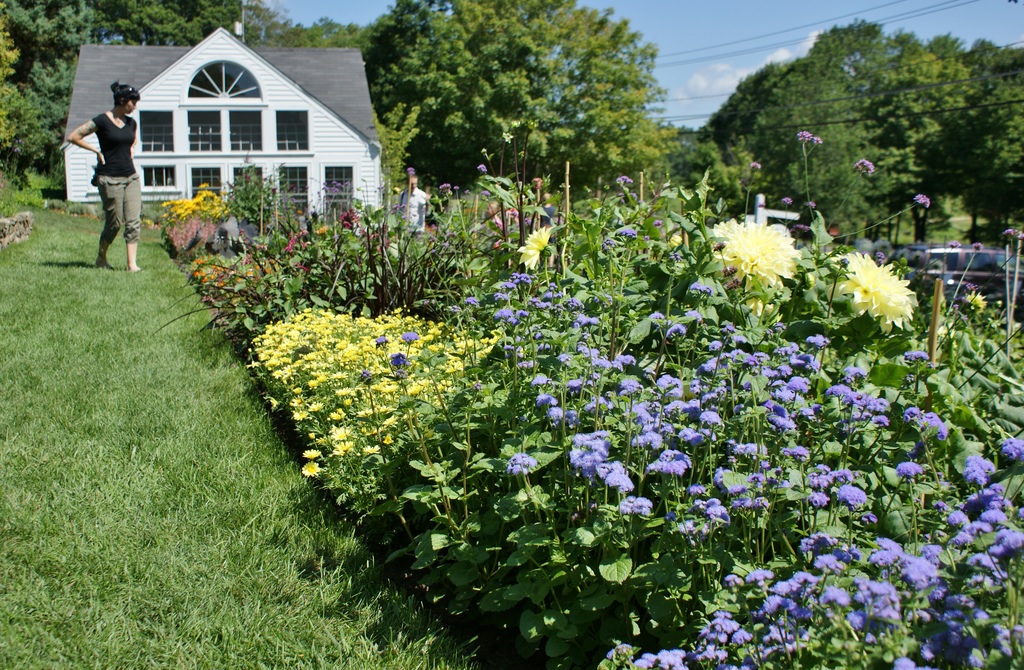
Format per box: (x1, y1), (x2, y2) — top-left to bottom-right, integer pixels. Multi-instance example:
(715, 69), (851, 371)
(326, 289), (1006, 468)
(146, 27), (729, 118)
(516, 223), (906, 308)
(564, 161), (571, 219)
(639, 171), (644, 201)
(928, 278), (943, 365)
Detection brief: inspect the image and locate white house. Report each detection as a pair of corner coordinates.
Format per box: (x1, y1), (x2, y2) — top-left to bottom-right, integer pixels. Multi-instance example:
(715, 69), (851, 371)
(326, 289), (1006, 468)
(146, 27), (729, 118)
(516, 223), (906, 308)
(63, 28), (381, 213)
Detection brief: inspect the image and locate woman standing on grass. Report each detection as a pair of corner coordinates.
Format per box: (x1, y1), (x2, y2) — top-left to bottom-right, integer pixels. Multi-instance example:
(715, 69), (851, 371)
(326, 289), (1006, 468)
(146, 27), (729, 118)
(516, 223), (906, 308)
(66, 82), (142, 272)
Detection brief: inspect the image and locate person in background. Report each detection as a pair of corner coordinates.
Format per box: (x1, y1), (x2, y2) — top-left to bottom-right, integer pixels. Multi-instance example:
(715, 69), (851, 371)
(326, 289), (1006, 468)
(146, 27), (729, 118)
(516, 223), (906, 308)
(399, 170), (430, 233)
(66, 81), (142, 271)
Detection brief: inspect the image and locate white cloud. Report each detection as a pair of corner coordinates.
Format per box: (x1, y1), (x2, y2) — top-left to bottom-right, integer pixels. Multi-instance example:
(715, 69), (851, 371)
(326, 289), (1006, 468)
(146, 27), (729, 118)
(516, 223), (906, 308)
(682, 30), (822, 101)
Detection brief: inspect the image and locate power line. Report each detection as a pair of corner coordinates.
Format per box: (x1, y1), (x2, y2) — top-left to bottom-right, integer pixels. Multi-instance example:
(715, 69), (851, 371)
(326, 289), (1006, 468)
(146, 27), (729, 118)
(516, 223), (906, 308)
(655, 0), (916, 60)
(660, 40), (1024, 104)
(655, 0), (983, 69)
(671, 97), (1024, 132)
(655, 68), (1024, 122)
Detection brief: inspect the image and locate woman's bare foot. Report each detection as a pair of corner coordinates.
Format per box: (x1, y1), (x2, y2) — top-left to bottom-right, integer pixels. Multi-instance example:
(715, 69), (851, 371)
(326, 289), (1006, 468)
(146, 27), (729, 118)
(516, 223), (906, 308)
(127, 265), (142, 273)
(96, 257), (113, 270)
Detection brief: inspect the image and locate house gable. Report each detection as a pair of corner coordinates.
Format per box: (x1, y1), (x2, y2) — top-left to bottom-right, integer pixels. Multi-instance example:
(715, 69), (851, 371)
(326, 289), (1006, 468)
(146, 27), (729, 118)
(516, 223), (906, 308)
(64, 28), (380, 207)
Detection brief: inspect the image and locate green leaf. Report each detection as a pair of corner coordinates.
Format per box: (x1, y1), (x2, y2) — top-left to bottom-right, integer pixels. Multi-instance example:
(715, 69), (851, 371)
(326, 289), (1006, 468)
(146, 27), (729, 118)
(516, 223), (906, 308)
(563, 527), (597, 547)
(811, 211), (832, 247)
(598, 554), (633, 583)
(545, 637), (570, 658)
(870, 363), (910, 388)
(429, 532), (451, 551)
(627, 317), (652, 343)
(520, 609), (545, 641)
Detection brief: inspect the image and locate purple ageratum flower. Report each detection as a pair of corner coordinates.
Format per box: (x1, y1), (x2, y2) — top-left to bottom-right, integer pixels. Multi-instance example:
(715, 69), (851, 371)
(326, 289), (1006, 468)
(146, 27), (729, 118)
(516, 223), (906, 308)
(477, 164), (487, 174)
(406, 167), (416, 175)
(807, 201), (817, 209)
(400, 331), (420, 343)
(781, 196), (793, 205)
(506, 452), (538, 475)
(616, 175), (633, 186)
(689, 282), (713, 296)
(375, 335), (389, 347)
(389, 352), (409, 368)
(904, 350), (930, 363)
(948, 241), (962, 249)
(750, 161), (762, 170)
(666, 323), (687, 339)
(854, 159), (876, 174)
(901, 554), (938, 590)
(464, 296), (480, 306)
(963, 455), (995, 486)
(646, 450), (692, 476)
(837, 484), (868, 510)
(822, 585), (852, 607)
(530, 374), (550, 387)
(807, 491), (830, 508)
(619, 496), (654, 516)
(617, 227), (638, 239)
(896, 461), (924, 479)
(1001, 437), (1024, 462)
(914, 194), (931, 208)
(745, 569), (774, 586)
(618, 378), (643, 396)
(783, 446), (810, 461)
(806, 334), (830, 348)
(600, 461), (635, 493)
(535, 393), (558, 408)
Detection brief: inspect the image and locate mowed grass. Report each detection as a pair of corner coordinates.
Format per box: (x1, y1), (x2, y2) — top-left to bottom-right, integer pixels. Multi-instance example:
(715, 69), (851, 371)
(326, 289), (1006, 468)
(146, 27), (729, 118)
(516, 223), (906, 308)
(0, 210), (476, 669)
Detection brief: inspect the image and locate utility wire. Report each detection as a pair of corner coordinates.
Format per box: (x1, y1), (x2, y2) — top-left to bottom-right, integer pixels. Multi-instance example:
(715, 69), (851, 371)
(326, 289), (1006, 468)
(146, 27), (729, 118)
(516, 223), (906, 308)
(655, 0), (983, 69)
(671, 97), (1024, 132)
(656, 0), (916, 60)
(660, 40), (1024, 104)
(655, 68), (1024, 122)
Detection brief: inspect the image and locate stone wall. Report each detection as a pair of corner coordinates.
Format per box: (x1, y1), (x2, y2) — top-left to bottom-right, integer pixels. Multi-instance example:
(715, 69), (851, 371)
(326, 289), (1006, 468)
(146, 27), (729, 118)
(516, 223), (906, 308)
(0, 212), (32, 252)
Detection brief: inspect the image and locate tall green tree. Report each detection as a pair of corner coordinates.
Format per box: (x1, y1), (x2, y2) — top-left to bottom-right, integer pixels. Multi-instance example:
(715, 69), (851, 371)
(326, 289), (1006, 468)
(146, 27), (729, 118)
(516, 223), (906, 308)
(362, 0), (669, 188)
(4, 0), (91, 177)
(0, 2), (18, 150)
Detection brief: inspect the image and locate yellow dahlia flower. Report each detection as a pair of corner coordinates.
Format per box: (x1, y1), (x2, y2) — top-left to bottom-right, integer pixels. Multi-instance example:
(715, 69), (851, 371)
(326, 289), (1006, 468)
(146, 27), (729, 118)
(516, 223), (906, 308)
(518, 227), (552, 270)
(715, 220), (800, 289)
(838, 253), (916, 333)
(965, 291), (987, 312)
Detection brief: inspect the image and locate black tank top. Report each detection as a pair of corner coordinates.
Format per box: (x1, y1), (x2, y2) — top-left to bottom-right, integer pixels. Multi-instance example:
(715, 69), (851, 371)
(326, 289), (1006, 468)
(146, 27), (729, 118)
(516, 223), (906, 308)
(92, 113), (137, 177)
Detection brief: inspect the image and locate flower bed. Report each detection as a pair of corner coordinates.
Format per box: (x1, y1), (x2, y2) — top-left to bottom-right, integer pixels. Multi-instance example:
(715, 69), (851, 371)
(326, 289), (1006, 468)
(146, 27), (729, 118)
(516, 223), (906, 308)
(188, 144), (1024, 669)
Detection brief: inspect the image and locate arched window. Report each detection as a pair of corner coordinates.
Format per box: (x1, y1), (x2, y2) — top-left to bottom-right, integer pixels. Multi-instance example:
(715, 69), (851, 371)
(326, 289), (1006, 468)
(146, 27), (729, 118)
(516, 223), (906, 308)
(189, 62), (261, 99)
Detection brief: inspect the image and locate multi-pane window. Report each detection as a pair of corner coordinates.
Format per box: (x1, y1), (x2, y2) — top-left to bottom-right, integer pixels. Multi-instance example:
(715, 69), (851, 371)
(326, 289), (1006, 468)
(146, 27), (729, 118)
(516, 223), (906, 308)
(279, 166), (308, 211)
(323, 166), (353, 218)
(188, 111), (222, 151)
(229, 111), (262, 151)
(191, 167), (222, 193)
(143, 166), (175, 187)
(276, 111), (308, 151)
(139, 111), (174, 152)
(189, 62), (261, 99)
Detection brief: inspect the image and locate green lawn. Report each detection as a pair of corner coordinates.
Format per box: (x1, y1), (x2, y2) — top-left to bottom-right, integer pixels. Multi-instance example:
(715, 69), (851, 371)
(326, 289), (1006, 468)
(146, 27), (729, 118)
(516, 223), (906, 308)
(0, 210), (476, 669)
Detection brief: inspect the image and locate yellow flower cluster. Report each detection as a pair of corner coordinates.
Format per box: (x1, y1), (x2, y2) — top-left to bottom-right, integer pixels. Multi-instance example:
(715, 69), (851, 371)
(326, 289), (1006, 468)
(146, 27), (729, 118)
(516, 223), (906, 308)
(161, 188), (229, 227)
(715, 219), (800, 289)
(839, 253), (917, 333)
(252, 309), (496, 477)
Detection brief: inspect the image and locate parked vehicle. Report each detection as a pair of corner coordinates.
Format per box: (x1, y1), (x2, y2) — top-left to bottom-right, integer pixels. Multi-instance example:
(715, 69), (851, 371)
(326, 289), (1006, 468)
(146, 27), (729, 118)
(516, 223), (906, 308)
(900, 246), (1022, 308)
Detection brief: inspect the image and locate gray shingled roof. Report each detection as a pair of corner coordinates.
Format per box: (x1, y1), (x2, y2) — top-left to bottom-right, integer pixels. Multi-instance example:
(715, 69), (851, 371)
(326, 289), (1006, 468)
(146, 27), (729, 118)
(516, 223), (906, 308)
(65, 37), (377, 142)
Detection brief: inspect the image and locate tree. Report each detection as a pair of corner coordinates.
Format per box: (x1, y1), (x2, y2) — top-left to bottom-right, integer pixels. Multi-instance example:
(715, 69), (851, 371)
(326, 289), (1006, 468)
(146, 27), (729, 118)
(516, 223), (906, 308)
(3, 0), (91, 177)
(362, 0), (669, 188)
(0, 2), (18, 149)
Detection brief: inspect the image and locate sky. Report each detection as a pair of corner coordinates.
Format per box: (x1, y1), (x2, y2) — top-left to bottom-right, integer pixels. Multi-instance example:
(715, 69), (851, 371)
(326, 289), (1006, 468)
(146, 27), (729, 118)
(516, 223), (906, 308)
(277, 0), (1024, 128)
